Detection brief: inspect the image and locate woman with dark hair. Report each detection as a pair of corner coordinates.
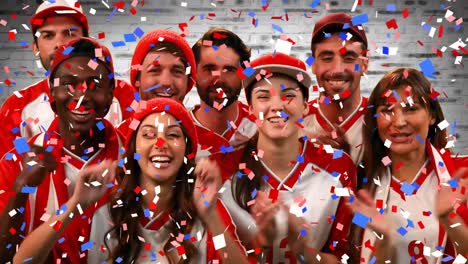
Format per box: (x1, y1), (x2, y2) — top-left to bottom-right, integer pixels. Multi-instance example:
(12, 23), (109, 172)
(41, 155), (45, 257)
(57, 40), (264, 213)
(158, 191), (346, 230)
(349, 68), (468, 263)
(220, 52), (357, 263)
(14, 98), (250, 264)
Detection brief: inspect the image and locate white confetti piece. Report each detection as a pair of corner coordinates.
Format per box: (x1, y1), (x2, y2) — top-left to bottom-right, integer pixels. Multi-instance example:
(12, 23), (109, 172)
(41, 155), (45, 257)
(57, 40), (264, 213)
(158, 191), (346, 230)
(212, 234), (226, 250)
(89, 8), (96, 15)
(437, 120), (449, 130)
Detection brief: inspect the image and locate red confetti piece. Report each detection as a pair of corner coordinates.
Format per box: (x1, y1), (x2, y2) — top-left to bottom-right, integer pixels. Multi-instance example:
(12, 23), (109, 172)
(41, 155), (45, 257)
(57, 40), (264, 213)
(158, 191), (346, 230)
(9, 227), (16, 235)
(338, 47), (347, 55)
(134, 186), (141, 194)
(386, 19), (398, 29)
(4, 79), (12, 86)
(98, 32), (105, 39)
(402, 8), (409, 18)
(295, 121), (304, 128)
(376, 199), (383, 208)
(422, 211), (431, 216)
(459, 46), (468, 54)
(364, 239), (376, 252)
(438, 25), (444, 39)
(53, 220), (62, 230)
(8, 31), (15, 41)
(394, 161), (404, 170)
(207, 13), (216, 17)
(113, 1), (125, 9)
(341, 90), (351, 99)
(417, 40), (424, 46)
(417, 221), (425, 229)
(10, 14), (17, 19)
(155, 137), (165, 148)
(189, 16), (195, 21)
(429, 91), (440, 99)
(213, 32), (228, 39)
(269, 189), (279, 202)
(391, 205), (397, 213)
(144, 243), (151, 250)
(130, 8), (137, 15)
(436, 49), (443, 57)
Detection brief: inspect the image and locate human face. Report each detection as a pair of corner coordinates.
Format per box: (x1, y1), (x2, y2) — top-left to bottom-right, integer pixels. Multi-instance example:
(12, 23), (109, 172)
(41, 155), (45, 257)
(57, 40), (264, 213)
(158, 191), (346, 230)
(249, 75), (308, 140)
(195, 46), (242, 110)
(51, 56), (113, 135)
(136, 51), (189, 101)
(33, 16), (84, 70)
(312, 34), (368, 102)
(376, 87), (435, 159)
(136, 113), (187, 184)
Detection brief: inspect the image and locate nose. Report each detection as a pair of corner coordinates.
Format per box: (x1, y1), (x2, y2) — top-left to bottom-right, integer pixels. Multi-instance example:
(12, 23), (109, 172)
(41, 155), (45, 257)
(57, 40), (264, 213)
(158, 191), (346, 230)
(159, 69), (172, 88)
(270, 94), (285, 113)
(54, 34), (67, 51)
(154, 134), (168, 150)
(392, 109), (407, 128)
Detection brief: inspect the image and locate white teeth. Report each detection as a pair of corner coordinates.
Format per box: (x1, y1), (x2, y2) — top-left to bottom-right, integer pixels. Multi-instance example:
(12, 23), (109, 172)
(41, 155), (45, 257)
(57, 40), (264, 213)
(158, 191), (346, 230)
(267, 117), (288, 123)
(71, 110), (90, 115)
(156, 93), (172, 97)
(329, 80), (346, 86)
(151, 156), (170, 162)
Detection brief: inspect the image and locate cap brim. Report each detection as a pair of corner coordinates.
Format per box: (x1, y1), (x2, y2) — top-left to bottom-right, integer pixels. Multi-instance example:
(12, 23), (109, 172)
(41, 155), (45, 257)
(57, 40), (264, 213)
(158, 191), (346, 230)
(243, 64), (312, 90)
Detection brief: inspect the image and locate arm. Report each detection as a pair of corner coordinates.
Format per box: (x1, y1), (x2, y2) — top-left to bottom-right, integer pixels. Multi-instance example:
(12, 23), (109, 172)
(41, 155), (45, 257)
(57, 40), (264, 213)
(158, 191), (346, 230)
(13, 160), (116, 264)
(0, 146), (57, 261)
(193, 158), (249, 264)
(436, 167), (468, 255)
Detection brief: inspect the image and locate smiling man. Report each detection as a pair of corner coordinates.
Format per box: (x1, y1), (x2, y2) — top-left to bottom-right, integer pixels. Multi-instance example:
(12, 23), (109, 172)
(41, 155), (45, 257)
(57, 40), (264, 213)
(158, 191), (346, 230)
(303, 12), (369, 165)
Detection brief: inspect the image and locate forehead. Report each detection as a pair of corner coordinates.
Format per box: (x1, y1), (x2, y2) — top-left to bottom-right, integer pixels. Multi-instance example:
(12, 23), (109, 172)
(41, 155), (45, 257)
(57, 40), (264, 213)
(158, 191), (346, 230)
(140, 112), (178, 126)
(55, 56), (109, 76)
(142, 51), (184, 66)
(198, 46), (240, 64)
(37, 16), (84, 32)
(252, 75), (298, 89)
(314, 34), (363, 53)
(377, 86), (424, 105)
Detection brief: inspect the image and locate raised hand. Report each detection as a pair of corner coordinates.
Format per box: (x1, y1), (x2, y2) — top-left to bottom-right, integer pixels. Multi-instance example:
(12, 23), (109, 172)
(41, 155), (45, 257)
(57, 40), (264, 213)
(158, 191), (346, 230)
(70, 159), (116, 209)
(13, 145), (58, 193)
(436, 167), (468, 219)
(347, 189), (392, 236)
(193, 158), (222, 219)
(251, 190), (280, 247)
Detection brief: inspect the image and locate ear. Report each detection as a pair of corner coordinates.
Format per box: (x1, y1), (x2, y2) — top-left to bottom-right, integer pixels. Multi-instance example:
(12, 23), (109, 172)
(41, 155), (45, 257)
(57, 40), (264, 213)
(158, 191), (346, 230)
(311, 62), (316, 75)
(302, 100), (309, 117)
(32, 40), (39, 57)
(429, 115), (436, 126)
(361, 56), (369, 75)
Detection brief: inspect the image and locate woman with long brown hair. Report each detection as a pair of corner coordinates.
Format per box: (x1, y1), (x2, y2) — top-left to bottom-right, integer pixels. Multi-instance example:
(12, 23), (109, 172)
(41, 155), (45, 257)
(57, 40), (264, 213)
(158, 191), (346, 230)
(349, 68), (468, 263)
(14, 98), (249, 264)
(220, 52), (357, 263)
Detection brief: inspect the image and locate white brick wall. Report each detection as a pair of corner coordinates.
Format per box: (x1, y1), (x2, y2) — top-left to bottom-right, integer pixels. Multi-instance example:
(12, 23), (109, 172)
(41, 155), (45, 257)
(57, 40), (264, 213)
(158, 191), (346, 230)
(0, 0), (466, 154)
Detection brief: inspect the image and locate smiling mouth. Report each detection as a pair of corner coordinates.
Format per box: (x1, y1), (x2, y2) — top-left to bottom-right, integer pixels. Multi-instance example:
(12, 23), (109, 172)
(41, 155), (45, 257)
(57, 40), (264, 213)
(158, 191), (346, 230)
(389, 133), (413, 143)
(69, 109), (93, 122)
(150, 156), (172, 168)
(266, 116), (289, 124)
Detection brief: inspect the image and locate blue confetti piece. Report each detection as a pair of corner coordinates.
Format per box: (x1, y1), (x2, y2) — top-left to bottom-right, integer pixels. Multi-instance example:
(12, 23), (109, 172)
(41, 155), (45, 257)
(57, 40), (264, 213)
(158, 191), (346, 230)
(261, 0), (268, 6)
(296, 155), (304, 163)
(220, 145), (234, 153)
(11, 127), (19, 133)
(416, 134), (424, 144)
(134, 27), (145, 38)
(300, 229), (307, 236)
(253, 18), (259, 28)
(438, 161), (445, 168)
(14, 137), (30, 154)
(262, 175), (269, 181)
(248, 11), (256, 17)
(351, 14), (368, 25)
(331, 171), (340, 177)
(96, 121), (105, 131)
(58, 237), (65, 244)
(448, 178), (459, 188)
(331, 193), (339, 200)
(143, 83), (161, 92)
(118, 158), (125, 167)
(305, 56), (315, 66)
(20, 40), (28, 47)
(324, 96), (330, 104)
(419, 58), (436, 79)
(5, 153), (14, 160)
(111, 41), (126, 48)
(421, 23), (432, 32)
(203, 200), (210, 207)
(352, 212), (370, 228)
(397, 227), (407, 236)
(406, 219), (415, 228)
(62, 46), (74, 55)
(124, 33), (136, 42)
(302, 207), (307, 213)
(333, 150), (343, 159)
(251, 188), (257, 198)
(386, 4), (396, 11)
(22, 257), (33, 262)
(309, 0), (320, 8)
(451, 119), (456, 135)
(133, 91), (140, 102)
(21, 186), (36, 194)
(369, 256), (376, 264)
(401, 182), (415, 195)
(272, 24), (284, 33)
(297, 117), (304, 123)
(280, 112), (288, 118)
(81, 240), (94, 252)
(116, 257), (123, 263)
(107, 7), (118, 21)
(134, 153), (141, 161)
(338, 32), (347, 40)
(144, 208), (151, 217)
(442, 256), (454, 262)
(44, 69), (51, 77)
(45, 146), (54, 152)
(324, 32), (331, 38)
(242, 67), (255, 77)
(382, 46), (389, 55)
(354, 63), (360, 71)
(391, 89), (400, 101)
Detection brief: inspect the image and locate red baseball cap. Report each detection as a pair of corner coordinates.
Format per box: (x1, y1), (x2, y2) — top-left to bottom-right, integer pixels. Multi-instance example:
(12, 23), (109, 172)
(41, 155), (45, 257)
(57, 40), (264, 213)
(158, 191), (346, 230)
(311, 12), (368, 51)
(31, 0), (89, 37)
(130, 29), (196, 94)
(243, 52), (311, 102)
(125, 98), (198, 158)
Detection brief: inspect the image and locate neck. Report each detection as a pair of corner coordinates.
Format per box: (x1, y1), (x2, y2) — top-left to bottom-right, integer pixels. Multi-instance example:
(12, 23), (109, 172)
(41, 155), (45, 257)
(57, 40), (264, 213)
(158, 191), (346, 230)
(319, 92), (361, 124)
(194, 101), (239, 135)
(257, 135), (302, 180)
(59, 122), (103, 158)
(390, 149), (427, 183)
(140, 179), (174, 217)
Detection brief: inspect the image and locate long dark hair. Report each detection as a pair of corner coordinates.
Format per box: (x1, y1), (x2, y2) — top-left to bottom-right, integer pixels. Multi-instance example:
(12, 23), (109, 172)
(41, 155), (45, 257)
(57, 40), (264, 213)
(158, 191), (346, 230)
(104, 125), (198, 263)
(349, 67), (448, 261)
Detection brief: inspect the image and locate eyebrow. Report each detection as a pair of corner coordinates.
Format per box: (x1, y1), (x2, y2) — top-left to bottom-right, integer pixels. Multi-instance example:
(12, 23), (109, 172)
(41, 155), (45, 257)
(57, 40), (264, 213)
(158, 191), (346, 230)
(140, 124), (181, 129)
(343, 50), (359, 57)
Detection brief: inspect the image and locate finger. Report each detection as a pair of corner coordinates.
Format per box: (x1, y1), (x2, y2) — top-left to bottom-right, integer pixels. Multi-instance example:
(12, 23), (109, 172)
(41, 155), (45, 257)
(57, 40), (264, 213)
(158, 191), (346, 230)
(357, 189), (375, 207)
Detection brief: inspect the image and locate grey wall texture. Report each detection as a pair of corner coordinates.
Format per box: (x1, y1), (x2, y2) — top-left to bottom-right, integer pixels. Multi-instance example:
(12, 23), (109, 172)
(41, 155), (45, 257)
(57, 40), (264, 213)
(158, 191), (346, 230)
(0, 0), (466, 154)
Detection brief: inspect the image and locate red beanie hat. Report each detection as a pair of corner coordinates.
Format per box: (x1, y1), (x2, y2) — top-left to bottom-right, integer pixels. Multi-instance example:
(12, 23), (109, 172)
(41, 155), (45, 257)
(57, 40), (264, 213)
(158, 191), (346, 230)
(126, 98), (198, 158)
(31, 0), (89, 37)
(311, 12), (368, 50)
(130, 29), (196, 94)
(243, 52), (311, 102)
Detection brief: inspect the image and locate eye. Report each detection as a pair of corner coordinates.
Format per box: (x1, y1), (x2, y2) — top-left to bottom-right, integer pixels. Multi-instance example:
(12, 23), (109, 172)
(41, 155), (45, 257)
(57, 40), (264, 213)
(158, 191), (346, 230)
(344, 55), (356, 63)
(225, 66), (237, 73)
(320, 56), (333, 62)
